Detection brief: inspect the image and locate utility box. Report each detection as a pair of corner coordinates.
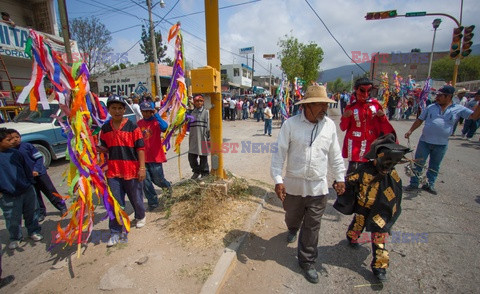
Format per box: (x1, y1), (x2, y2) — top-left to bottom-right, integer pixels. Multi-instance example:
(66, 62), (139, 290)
(190, 66), (221, 94)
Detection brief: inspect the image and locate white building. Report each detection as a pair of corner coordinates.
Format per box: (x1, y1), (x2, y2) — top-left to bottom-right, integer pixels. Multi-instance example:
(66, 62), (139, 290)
(0, 0), (77, 105)
(221, 63), (253, 94)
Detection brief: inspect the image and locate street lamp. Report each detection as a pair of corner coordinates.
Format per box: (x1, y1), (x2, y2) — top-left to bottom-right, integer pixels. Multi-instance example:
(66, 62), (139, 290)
(147, 0), (165, 98)
(263, 54), (275, 95)
(427, 18), (442, 78)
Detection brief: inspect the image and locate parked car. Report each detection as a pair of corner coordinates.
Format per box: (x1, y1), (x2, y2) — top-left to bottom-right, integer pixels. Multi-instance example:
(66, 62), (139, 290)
(2, 97), (136, 167)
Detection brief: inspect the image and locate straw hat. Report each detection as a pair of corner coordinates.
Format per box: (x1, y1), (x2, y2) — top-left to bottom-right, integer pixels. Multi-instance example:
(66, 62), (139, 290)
(456, 88), (468, 94)
(295, 84), (335, 105)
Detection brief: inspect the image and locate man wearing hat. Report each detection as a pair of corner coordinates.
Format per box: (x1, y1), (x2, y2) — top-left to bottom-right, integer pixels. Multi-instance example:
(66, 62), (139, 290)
(340, 77), (395, 174)
(271, 84), (346, 284)
(188, 95), (210, 179)
(336, 133), (411, 282)
(99, 95), (147, 246)
(405, 86), (480, 195)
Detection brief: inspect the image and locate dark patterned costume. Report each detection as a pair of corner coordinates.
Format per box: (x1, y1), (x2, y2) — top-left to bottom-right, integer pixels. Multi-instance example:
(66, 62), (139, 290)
(344, 161), (403, 271)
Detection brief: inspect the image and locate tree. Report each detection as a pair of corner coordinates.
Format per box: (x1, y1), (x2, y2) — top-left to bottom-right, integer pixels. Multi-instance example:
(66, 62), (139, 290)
(140, 25), (168, 63)
(431, 55), (480, 82)
(327, 77), (351, 93)
(277, 35), (324, 86)
(70, 16), (113, 73)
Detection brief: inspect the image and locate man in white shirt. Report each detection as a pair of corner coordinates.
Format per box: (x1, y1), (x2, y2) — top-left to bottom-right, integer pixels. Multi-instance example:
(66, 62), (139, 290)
(131, 97), (143, 121)
(271, 84), (346, 284)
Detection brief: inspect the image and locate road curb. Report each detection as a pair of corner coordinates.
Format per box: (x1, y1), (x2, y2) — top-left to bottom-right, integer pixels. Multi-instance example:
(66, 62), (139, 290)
(200, 189), (269, 294)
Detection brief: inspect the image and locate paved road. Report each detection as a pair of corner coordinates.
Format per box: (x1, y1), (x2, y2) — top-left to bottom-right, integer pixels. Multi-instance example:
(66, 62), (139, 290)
(221, 109), (480, 293)
(1, 108), (479, 293)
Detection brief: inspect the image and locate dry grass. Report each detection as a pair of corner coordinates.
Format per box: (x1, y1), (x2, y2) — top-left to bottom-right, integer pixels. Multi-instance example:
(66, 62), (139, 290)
(165, 175), (262, 247)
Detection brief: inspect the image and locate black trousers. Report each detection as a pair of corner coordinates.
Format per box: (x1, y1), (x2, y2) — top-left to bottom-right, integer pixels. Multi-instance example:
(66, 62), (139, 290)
(34, 173), (67, 215)
(283, 194), (328, 265)
(188, 153), (209, 175)
(347, 214), (389, 270)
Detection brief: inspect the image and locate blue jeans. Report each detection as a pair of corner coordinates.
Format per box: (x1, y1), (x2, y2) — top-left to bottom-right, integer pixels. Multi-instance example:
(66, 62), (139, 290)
(409, 140), (447, 188)
(257, 108), (264, 122)
(143, 163), (171, 207)
(0, 186), (41, 241)
(107, 178), (145, 233)
(461, 119), (479, 138)
(264, 119), (272, 135)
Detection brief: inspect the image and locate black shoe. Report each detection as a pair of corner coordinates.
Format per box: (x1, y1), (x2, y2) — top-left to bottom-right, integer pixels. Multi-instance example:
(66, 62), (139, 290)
(404, 184), (418, 192)
(148, 204), (159, 211)
(191, 173), (200, 180)
(200, 173), (209, 179)
(300, 263), (319, 284)
(287, 231), (297, 243)
(38, 214), (46, 222)
(372, 268), (388, 282)
(0, 275), (15, 289)
(421, 184), (438, 195)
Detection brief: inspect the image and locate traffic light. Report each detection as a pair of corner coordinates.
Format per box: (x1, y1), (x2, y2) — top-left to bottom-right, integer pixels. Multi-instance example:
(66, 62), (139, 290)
(461, 25), (475, 58)
(450, 26), (463, 59)
(365, 10), (397, 20)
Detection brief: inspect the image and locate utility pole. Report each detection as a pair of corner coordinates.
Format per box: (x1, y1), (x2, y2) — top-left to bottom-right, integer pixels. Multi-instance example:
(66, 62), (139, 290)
(205, 0), (225, 179)
(147, 0), (162, 98)
(57, 0), (72, 63)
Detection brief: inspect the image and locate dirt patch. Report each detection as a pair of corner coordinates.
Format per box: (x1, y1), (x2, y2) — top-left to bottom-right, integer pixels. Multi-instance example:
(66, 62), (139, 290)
(19, 176), (268, 294)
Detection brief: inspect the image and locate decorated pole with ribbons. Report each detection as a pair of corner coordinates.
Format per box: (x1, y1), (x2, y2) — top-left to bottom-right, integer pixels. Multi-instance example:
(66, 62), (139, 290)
(17, 29), (130, 257)
(158, 22), (190, 178)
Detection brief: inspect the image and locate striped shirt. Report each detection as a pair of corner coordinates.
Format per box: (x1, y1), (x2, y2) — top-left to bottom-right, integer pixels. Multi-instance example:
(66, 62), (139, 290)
(100, 118), (145, 180)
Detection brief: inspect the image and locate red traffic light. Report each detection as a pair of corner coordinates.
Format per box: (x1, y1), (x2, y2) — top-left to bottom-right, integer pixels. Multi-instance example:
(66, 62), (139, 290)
(463, 25), (475, 42)
(453, 26), (464, 35)
(365, 10), (397, 20)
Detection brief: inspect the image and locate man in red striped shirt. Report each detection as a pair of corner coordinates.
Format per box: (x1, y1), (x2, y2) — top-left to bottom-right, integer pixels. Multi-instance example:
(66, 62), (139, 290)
(99, 95), (146, 247)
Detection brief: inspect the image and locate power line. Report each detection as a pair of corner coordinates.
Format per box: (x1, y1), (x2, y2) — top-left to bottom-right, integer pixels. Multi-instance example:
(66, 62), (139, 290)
(304, 0), (369, 77)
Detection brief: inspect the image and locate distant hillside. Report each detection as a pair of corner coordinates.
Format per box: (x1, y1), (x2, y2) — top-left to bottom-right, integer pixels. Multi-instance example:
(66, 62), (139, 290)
(319, 43), (480, 84)
(318, 63), (369, 84)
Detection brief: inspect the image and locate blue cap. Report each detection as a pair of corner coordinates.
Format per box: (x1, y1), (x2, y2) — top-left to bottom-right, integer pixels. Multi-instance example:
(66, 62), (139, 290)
(436, 86), (455, 95)
(107, 95), (127, 107)
(140, 101), (154, 111)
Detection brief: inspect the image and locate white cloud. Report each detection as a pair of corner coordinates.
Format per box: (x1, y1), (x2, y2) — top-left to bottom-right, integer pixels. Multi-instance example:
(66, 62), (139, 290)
(69, 0), (479, 78)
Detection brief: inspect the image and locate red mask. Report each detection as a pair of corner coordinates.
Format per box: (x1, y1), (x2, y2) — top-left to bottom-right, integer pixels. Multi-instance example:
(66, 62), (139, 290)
(355, 85), (371, 101)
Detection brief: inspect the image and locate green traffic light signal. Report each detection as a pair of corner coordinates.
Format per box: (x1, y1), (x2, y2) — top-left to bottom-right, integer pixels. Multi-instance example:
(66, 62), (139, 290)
(461, 49), (472, 58)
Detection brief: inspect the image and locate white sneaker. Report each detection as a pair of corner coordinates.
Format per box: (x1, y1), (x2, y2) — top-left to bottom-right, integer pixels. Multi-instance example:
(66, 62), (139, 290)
(136, 216), (146, 228)
(30, 233), (44, 242)
(8, 240), (20, 249)
(107, 233), (120, 247)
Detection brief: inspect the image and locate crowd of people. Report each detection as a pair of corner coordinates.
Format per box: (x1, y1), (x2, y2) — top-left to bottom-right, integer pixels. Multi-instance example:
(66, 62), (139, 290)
(271, 80), (480, 284)
(1, 79), (479, 287)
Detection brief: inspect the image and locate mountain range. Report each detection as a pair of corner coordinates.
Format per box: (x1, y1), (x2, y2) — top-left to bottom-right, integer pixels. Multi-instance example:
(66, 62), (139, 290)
(318, 43), (480, 83)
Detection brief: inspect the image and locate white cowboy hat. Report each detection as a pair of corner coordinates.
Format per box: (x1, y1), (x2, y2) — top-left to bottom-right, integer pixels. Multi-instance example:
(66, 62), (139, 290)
(295, 84), (336, 105)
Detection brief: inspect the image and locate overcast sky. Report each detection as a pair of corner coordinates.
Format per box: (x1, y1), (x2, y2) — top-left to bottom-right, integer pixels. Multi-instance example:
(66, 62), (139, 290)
(66, 0), (479, 77)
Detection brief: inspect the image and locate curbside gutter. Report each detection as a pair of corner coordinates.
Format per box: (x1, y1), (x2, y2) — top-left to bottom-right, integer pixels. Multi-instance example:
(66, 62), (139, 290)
(200, 189), (269, 294)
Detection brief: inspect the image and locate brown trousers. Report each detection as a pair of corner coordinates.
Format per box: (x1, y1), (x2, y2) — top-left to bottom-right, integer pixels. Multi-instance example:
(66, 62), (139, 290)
(283, 194), (328, 265)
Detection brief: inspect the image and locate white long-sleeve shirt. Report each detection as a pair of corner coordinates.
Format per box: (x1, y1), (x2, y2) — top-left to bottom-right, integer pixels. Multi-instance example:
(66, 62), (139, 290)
(270, 112), (346, 197)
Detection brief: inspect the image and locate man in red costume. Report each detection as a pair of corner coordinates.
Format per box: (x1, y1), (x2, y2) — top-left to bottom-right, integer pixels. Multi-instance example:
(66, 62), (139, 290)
(340, 78), (395, 174)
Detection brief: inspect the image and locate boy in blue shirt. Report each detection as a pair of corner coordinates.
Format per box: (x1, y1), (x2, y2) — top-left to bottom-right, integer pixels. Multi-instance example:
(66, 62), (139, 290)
(0, 128), (43, 250)
(7, 129), (68, 221)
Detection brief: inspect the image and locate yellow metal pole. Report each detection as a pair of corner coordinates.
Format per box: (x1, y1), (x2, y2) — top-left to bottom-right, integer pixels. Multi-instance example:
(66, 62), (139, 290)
(452, 58), (460, 86)
(204, 0), (225, 179)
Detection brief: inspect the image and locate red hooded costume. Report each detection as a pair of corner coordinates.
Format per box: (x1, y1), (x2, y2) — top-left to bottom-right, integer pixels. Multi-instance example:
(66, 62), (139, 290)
(340, 89), (395, 163)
